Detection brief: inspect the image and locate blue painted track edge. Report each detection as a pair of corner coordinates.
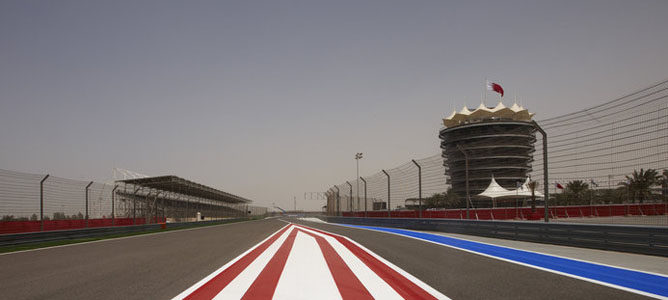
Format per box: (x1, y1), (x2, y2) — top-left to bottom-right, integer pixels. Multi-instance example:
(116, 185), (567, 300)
(339, 223), (668, 298)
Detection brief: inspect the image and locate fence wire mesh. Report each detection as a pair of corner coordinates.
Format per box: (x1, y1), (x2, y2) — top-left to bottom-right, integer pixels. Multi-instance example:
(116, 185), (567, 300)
(328, 80), (668, 226)
(0, 169), (267, 234)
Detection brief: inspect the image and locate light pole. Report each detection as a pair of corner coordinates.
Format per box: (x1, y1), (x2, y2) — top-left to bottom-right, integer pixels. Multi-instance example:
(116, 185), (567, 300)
(355, 153), (363, 212)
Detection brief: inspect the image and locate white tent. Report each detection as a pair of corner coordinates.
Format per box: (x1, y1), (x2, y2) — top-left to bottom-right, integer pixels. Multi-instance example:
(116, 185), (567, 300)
(477, 176), (544, 199)
(477, 176), (511, 198)
(516, 177), (544, 198)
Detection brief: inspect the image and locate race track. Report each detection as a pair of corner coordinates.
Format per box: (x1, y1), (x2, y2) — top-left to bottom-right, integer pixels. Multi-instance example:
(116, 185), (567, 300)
(0, 217), (664, 299)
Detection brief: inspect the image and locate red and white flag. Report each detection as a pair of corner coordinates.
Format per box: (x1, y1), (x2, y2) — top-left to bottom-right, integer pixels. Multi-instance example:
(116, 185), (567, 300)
(486, 81), (504, 97)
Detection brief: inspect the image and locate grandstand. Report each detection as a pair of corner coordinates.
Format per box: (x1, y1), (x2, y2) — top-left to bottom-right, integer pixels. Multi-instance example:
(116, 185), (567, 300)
(116, 175), (253, 223)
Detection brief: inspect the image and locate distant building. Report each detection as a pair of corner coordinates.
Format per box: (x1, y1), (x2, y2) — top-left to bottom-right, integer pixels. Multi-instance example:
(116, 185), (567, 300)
(440, 102), (536, 197)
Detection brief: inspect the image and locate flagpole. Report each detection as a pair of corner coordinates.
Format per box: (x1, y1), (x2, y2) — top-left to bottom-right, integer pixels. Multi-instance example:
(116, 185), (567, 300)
(484, 78), (487, 103)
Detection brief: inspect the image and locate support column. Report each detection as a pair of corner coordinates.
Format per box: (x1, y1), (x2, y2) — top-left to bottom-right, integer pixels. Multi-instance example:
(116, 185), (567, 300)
(39, 174), (50, 231)
(457, 145), (470, 219)
(360, 177), (367, 218)
(382, 170), (390, 217)
(112, 185), (118, 226)
(412, 159), (422, 218)
(334, 186), (340, 216)
(85, 181), (93, 228)
(346, 181), (352, 213)
(532, 120), (550, 223)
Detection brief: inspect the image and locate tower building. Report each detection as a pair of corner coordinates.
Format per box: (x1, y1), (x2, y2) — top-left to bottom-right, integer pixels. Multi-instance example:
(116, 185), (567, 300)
(440, 102), (536, 197)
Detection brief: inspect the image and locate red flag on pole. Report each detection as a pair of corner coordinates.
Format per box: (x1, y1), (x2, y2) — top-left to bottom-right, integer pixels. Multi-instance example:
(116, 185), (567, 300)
(555, 183), (564, 189)
(486, 81), (504, 97)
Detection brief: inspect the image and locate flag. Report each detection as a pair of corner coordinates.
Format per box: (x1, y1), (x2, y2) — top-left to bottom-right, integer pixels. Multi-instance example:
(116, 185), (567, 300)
(555, 183), (564, 189)
(590, 179), (599, 187)
(486, 81), (504, 97)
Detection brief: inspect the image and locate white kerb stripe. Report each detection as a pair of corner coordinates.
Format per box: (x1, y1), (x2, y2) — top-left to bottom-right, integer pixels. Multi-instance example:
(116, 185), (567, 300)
(212, 225), (295, 300)
(171, 224), (290, 300)
(296, 226), (403, 300)
(297, 225), (450, 300)
(273, 231), (342, 300)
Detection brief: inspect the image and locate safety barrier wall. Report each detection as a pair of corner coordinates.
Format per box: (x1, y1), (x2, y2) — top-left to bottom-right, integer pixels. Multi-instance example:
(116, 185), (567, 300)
(341, 203), (667, 220)
(325, 216), (668, 257)
(0, 217), (255, 247)
(0, 217), (166, 235)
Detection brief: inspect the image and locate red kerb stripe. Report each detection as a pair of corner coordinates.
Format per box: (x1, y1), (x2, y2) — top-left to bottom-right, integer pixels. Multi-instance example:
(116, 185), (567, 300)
(298, 229), (374, 300)
(184, 224), (292, 300)
(241, 228), (298, 299)
(297, 225), (437, 300)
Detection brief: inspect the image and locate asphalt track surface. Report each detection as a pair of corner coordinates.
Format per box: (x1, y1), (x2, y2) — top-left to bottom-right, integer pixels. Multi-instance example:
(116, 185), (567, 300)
(0, 217), (655, 299)
(0, 219), (285, 300)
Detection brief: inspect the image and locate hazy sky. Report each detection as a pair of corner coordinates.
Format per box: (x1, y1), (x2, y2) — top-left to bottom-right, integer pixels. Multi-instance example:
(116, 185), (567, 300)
(1, 0), (667, 211)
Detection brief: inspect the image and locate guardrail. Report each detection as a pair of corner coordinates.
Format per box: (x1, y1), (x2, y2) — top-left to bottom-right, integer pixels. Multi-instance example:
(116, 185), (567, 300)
(0, 217), (162, 235)
(0, 218), (252, 247)
(325, 216), (668, 257)
(341, 203), (668, 221)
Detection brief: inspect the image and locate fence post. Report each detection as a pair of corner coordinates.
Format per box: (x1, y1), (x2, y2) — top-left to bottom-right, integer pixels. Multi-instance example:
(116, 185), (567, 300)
(346, 181), (353, 213)
(456, 145), (471, 219)
(85, 181), (93, 228)
(133, 187), (140, 225)
(382, 170), (390, 217)
(360, 177), (367, 218)
(532, 120), (550, 223)
(412, 159), (422, 218)
(334, 186), (340, 216)
(111, 185), (118, 226)
(39, 174), (49, 231)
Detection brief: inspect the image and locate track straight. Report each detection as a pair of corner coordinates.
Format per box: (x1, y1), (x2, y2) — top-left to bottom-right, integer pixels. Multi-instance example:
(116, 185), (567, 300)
(338, 224), (668, 299)
(173, 223), (448, 300)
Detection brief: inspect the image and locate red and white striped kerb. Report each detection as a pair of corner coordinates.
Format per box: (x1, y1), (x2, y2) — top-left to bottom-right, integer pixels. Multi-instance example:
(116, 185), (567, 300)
(173, 223), (448, 300)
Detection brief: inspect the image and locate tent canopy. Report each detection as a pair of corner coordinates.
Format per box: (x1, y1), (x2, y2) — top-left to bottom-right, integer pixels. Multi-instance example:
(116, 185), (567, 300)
(477, 176), (544, 198)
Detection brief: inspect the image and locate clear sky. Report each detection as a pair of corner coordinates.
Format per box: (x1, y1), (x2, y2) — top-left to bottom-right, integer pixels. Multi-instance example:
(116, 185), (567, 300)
(1, 0), (667, 211)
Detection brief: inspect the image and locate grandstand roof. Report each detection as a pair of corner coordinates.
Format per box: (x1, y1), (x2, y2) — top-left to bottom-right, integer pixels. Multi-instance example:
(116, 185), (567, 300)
(443, 101), (535, 128)
(116, 175), (251, 203)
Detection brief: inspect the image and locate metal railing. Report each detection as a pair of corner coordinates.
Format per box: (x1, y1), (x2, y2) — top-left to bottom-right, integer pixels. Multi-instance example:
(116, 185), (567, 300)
(326, 216), (668, 257)
(0, 169), (267, 234)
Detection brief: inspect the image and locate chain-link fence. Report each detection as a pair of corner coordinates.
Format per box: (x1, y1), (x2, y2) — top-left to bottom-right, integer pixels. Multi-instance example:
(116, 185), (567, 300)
(0, 169), (267, 234)
(327, 80), (668, 226)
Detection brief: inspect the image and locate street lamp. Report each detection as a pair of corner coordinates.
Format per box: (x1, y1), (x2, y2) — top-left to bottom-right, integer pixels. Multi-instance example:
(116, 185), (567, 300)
(355, 152), (363, 212)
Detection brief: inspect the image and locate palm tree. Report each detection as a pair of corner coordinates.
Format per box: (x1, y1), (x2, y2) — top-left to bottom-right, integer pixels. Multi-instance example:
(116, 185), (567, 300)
(566, 180), (590, 204)
(619, 168), (661, 203)
(527, 181), (538, 212)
